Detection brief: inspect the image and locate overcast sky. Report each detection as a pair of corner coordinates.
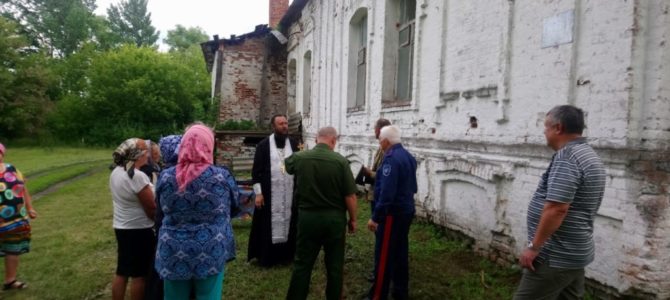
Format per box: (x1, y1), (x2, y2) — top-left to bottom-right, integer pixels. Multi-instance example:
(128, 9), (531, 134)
(94, 0), (293, 50)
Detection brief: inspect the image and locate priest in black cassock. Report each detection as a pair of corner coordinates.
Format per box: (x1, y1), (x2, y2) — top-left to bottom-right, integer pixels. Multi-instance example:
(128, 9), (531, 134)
(248, 114), (300, 267)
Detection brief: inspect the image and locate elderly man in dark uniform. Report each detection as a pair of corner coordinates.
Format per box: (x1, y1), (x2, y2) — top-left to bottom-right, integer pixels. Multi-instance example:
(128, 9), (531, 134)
(360, 118), (391, 282)
(367, 125), (417, 300)
(285, 126), (358, 300)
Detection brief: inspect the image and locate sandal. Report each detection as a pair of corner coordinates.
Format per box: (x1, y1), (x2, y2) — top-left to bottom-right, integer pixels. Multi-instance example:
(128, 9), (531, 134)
(3, 280), (27, 290)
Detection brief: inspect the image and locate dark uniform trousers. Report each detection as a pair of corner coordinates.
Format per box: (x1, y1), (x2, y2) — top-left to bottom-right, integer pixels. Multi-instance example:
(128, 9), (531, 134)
(368, 213), (413, 300)
(286, 209), (347, 300)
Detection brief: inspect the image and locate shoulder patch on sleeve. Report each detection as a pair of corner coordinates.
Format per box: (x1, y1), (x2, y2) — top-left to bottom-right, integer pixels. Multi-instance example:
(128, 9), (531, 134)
(382, 163), (392, 177)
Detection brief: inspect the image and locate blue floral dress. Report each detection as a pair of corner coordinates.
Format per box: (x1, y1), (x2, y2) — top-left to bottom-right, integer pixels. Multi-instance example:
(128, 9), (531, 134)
(155, 165), (239, 280)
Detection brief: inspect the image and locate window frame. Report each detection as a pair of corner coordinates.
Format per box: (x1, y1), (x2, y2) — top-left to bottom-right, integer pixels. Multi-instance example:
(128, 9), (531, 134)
(382, 0), (417, 108)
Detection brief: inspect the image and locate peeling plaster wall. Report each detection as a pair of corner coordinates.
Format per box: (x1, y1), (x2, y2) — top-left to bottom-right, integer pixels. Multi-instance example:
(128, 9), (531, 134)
(286, 0), (670, 298)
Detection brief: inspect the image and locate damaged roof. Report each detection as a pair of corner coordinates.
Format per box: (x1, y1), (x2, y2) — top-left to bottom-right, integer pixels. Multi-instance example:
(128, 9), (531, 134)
(200, 24), (272, 72)
(200, 0), (311, 72)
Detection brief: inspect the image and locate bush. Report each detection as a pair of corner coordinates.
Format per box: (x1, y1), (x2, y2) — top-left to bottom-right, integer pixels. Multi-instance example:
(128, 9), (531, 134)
(49, 45), (205, 145)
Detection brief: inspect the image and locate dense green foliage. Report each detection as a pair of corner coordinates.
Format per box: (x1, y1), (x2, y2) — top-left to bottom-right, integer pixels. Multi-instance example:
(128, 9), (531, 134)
(0, 17), (54, 139)
(106, 0), (159, 47)
(0, 0), (98, 57)
(50, 45), (206, 144)
(0, 1), (214, 146)
(165, 25), (208, 52)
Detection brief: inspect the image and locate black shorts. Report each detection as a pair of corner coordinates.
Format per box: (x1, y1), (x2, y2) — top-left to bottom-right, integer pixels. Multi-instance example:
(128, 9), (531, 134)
(114, 228), (156, 277)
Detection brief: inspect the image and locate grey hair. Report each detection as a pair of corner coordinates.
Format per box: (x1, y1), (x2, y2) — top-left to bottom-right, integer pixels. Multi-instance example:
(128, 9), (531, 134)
(379, 125), (401, 144)
(546, 105), (586, 134)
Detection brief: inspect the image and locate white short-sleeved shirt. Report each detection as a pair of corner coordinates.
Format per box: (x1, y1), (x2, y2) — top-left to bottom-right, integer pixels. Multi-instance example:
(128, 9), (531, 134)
(109, 166), (154, 229)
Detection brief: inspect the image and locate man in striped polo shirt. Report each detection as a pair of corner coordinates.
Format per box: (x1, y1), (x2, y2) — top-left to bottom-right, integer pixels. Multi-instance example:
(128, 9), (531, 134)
(514, 105), (606, 299)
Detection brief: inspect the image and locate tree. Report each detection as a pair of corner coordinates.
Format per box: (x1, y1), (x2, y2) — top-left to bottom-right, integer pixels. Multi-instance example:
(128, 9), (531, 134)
(0, 17), (53, 139)
(106, 0), (159, 47)
(164, 25), (208, 52)
(90, 15), (123, 51)
(169, 45), (215, 123)
(0, 0), (97, 57)
(50, 46), (203, 144)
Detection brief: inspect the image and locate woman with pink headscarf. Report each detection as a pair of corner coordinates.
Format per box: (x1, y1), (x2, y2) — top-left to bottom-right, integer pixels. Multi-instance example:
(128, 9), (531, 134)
(154, 124), (239, 299)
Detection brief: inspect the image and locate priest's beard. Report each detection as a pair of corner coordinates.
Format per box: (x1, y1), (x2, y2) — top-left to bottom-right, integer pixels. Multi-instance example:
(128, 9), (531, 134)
(274, 133), (288, 148)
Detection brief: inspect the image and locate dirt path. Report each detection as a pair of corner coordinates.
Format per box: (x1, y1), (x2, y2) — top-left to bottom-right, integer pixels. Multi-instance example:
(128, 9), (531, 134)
(26, 159), (108, 180)
(32, 167), (106, 200)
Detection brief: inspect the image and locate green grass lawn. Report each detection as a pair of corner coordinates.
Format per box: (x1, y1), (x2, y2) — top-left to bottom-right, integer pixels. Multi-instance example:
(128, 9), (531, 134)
(224, 204), (519, 300)
(1, 170), (117, 300)
(28, 161), (109, 195)
(2, 147), (109, 176)
(3, 146), (111, 196)
(0, 147), (522, 299)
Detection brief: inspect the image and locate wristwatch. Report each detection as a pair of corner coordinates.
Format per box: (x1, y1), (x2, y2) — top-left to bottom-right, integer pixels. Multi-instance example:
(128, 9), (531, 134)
(527, 242), (540, 251)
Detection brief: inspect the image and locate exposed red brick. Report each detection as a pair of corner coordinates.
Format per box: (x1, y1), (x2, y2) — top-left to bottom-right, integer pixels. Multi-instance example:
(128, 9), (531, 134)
(269, 0), (289, 28)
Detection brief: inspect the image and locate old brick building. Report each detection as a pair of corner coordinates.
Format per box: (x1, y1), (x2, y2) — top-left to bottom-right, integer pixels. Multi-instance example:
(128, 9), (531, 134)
(205, 0), (670, 298)
(200, 1), (291, 165)
(200, 1), (289, 127)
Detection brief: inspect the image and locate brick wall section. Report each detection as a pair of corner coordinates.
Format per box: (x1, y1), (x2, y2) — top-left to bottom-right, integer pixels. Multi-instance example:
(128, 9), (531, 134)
(216, 135), (243, 167)
(215, 135), (256, 168)
(217, 31), (287, 127)
(219, 38), (266, 123)
(269, 0), (289, 28)
(260, 49), (288, 127)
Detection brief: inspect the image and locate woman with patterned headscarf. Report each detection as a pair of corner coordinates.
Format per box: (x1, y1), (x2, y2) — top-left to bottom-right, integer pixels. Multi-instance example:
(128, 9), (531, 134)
(158, 135), (182, 169)
(109, 138), (156, 300)
(155, 125), (239, 299)
(143, 135), (181, 300)
(0, 142), (37, 291)
(139, 140), (162, 184)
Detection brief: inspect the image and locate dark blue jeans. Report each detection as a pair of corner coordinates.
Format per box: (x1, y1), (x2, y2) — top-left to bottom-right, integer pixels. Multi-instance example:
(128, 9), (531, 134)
(368, 214), (413, 300)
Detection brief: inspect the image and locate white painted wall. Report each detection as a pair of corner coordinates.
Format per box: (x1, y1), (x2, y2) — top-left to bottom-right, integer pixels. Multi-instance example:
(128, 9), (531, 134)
(286, 0), (670, 297)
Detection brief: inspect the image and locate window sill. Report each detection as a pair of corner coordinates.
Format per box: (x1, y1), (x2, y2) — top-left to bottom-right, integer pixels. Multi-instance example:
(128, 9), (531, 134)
(381, 101), (415, 113)
(347, 106), (366, 114)
(347, 110), (368, 117)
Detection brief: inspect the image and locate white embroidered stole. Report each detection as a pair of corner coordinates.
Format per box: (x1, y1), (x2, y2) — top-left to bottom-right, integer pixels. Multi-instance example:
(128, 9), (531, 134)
(269, 134), (294, 244)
